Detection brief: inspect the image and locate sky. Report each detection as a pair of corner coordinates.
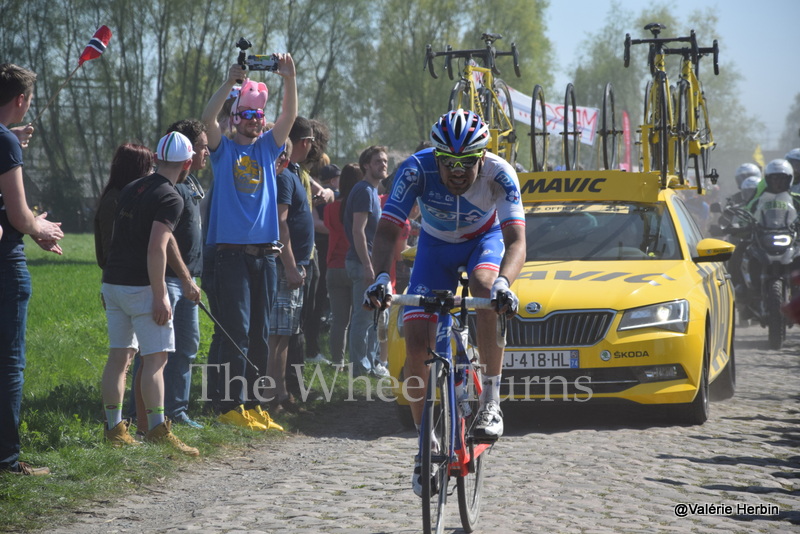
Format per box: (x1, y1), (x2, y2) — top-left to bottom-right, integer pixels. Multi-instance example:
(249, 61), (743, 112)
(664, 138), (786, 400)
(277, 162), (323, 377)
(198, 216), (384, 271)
(545, 0), (799, 151)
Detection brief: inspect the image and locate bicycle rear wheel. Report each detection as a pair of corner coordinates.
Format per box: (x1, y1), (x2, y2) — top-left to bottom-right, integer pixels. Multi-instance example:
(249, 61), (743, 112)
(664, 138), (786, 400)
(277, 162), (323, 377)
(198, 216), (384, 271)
(563, 83), (579, 170)
(421, 360), (451, 534)
(487, 78), (516, 163)
(600, 82), (618, 170)
(675, 80), (690, 185)
(696, 91), (713, 189)
(529, 84), (548, 171)
(647, 75), (670, 187)
(457, 365), (485, 532)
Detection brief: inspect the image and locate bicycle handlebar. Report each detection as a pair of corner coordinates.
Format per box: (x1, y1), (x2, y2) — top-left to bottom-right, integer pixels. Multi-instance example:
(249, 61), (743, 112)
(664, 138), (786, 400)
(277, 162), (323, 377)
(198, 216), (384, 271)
(624, 29), (719, 75)
(424, 41), (521, 80)
(377, 294), (507, 348)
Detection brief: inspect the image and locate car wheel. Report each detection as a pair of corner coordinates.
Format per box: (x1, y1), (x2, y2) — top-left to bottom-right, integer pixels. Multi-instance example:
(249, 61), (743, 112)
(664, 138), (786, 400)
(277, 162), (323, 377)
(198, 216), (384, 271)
(671, 335), (710, 425)
(709, 342), (736, 401)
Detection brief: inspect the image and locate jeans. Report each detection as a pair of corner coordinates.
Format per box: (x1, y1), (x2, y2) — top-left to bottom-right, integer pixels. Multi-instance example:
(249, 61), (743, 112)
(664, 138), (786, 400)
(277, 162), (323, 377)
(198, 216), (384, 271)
(325, 267), (352, 364)
(164, 277), (200, 418)
(346, 259), (377, 375)
(214, 248), (277, 412)
(0, 261), (31, 471)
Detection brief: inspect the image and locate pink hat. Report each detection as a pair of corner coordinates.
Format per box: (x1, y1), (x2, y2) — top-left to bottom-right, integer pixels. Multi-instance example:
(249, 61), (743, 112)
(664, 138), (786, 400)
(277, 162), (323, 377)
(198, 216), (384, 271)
(232, 79), (268, 124)
(156, 131), (195, 162)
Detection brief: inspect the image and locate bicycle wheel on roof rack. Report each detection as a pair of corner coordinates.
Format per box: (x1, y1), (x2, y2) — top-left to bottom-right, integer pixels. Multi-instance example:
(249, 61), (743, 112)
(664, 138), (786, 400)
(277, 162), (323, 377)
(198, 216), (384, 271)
(599, 82), (619, 170)
(696, 92), (713, 192)
(529, 84), (548, 171)
(563, 83), (580, 170)
(645, 76), (670, 187)
(675, 80), (690, 185)
(484, 78), (517, 164)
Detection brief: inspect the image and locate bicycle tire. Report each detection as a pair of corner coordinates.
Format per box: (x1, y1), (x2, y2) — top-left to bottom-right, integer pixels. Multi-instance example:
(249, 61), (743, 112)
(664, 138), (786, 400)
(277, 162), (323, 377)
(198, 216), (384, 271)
(641, 80), (652, 172)
(487, 78), (517, 164)
(421, 360), (451, 534)
(648, 75), (670, 186)
(675, 80), (690, 184)
(696, 89), (713, 188)
(449, 80), (469, 113)
(600, 82), (618, 170)
(529, 84), (548, 171)
(563, 83), (579, 170)
(457, 365), (485, 532)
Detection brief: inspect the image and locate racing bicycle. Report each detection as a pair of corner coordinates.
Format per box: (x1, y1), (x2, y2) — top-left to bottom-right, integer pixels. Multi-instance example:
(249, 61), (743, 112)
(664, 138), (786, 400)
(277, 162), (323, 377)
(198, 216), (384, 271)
(624, 23), (719, 189)
(424, 33), (521, 164)
(381, 273), (505, 534)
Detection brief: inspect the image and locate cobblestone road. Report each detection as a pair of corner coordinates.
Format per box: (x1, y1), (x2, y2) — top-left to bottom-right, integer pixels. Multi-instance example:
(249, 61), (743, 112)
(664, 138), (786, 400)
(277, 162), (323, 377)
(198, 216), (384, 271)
(46, 323), (799, 533)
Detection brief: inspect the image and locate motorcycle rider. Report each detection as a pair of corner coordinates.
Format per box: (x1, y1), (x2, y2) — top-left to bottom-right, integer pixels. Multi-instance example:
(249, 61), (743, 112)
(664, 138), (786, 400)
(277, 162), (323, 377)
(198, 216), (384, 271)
(728, 163), (761, 207)
(746, 159), (799, 220)
(785, 148), (800, 194)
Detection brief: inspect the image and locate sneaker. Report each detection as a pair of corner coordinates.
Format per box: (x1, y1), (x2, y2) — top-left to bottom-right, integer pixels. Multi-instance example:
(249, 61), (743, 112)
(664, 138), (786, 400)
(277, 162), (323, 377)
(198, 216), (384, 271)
(412, 457), (439, 498)
(144, 419), (200, 457)
(4, 462), (50, 476)
(472, 401), (503, 440)
(305, 353), (331, 365)
(246, 406), (285, 432)
(217, 405), (268, 431)
(104, 419), (141, 447)
(371, 361), (390, 378)
(172, 412), (204, 429)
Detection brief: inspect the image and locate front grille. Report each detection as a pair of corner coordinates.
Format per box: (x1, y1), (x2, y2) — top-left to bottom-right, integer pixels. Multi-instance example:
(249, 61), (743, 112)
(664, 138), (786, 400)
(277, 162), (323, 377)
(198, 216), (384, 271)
(469, 310), (615, 347)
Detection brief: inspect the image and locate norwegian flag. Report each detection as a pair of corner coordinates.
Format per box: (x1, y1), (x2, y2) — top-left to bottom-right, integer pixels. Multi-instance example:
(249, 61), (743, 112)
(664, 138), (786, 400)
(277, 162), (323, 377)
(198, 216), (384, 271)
(78, 25), (112, 65)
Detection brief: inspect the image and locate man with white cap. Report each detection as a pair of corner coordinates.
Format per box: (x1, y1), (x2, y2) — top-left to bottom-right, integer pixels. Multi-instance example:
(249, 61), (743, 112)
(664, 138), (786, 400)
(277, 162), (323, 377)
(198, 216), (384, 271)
(99, 131), (200, 456)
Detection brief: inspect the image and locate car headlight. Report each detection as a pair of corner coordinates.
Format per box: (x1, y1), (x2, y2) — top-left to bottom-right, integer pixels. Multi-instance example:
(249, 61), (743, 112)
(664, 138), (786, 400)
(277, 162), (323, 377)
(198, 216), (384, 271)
(618, 300), (689, 333)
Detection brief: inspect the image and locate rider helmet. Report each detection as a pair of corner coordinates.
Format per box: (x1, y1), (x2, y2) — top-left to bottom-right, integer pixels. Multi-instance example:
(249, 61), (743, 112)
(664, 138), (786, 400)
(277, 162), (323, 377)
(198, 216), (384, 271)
(429, 109), (490, 155)
(739, 176), (760, 202)
(734, 162), (761, 188)
(764, 158), (793, 194)
(785, 148), (800, 185)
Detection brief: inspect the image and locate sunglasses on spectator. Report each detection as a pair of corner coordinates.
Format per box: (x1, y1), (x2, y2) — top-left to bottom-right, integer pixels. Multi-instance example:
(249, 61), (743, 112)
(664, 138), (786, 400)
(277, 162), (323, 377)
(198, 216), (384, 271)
(237, 109), (265, 120)
(434, 150), (483, 169)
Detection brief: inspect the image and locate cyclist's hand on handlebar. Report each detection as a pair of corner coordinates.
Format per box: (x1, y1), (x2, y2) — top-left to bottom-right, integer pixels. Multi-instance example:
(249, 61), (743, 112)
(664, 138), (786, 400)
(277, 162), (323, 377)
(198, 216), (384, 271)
(363, 272), (393, 311)
(491, 275), (519, 317)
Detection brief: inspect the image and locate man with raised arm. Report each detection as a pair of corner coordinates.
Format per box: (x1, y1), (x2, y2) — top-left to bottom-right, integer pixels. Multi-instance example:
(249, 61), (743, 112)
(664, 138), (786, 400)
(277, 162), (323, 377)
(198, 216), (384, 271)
(200, 55), (296, 430)
(364, 109), (526, 496)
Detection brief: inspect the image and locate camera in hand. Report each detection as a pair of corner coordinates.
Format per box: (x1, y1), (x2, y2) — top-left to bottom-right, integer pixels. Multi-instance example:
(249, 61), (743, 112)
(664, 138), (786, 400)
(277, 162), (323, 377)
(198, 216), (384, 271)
(236, 37), (279, 73)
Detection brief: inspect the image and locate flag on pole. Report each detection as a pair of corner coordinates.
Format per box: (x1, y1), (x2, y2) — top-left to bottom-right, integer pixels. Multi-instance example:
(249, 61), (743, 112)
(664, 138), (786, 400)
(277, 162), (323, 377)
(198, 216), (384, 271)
(79, 25), (112, 65)
(753, 144), (765, 169)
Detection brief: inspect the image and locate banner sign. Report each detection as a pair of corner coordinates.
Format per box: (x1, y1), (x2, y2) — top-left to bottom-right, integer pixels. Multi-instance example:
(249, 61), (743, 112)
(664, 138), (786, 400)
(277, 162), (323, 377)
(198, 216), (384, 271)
(508, 85), (598, 146)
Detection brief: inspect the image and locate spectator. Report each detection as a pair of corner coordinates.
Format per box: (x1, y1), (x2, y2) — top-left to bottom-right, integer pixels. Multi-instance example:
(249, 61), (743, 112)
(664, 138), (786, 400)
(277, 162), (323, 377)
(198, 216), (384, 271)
(265, 137), (313, 417)
(323, 163), (361, 366)
(100, 131), (200, 456)
(94, 142), (154, 434)
(161, 119), (210, 428)
(0, 63), (63, 475)
(200, 58), (296, 429)
(344, 145), (390, 376)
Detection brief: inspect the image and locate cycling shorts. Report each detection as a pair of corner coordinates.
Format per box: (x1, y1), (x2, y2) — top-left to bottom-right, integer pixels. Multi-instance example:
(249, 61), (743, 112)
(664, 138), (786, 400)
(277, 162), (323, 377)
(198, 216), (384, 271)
(403, 227), (504, 322)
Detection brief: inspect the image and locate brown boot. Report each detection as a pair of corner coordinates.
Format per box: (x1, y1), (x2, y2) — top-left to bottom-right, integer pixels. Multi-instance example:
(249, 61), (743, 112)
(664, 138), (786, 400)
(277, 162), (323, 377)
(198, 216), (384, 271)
(104, 419), (140, 447)
(144, 419), (200, 457)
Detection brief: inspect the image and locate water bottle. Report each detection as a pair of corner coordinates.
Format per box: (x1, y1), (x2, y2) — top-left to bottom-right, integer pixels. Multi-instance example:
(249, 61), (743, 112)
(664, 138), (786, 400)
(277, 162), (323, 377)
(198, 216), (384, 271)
(455, 378), (471, 417)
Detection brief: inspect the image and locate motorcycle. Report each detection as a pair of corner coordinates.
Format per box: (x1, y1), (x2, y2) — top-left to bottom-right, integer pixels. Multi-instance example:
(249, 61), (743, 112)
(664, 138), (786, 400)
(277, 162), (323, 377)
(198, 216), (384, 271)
(711, 198), (800, 349)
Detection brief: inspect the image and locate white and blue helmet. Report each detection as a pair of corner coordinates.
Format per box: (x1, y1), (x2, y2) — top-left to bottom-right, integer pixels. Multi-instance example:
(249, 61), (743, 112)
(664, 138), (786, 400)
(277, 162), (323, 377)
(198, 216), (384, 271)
(429, 109), (490, 155)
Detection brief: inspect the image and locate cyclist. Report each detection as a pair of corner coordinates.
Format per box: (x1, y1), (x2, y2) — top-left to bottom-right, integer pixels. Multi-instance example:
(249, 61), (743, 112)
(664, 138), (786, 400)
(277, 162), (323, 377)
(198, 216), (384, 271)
(363, 109), (526, 494)
(785, 148), (800, 193)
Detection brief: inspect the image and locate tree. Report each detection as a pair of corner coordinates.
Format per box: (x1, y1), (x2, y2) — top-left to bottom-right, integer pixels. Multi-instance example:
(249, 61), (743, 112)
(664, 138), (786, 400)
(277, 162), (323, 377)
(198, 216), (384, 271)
(778, 93), (800, 152)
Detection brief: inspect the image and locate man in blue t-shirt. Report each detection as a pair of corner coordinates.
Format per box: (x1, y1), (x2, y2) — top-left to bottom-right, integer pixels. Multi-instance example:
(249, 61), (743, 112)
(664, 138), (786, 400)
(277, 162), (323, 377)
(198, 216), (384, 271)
(0, 63), (63, 476)
(201, 58), (297, 430)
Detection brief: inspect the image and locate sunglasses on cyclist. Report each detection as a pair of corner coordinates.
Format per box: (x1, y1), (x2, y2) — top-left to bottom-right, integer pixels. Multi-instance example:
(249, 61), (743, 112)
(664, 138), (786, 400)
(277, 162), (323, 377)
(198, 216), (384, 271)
(435, 150), (483, 170)
(236, 109), (265, 121)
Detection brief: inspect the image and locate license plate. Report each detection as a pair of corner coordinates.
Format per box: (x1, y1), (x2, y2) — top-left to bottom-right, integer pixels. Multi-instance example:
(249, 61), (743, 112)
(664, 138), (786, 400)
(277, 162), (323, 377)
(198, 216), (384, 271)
(503, 350), (579, 369)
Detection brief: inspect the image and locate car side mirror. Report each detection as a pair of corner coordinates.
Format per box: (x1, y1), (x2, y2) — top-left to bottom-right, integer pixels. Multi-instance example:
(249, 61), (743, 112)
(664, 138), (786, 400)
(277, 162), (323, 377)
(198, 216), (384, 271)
(693, 238), (735, 263)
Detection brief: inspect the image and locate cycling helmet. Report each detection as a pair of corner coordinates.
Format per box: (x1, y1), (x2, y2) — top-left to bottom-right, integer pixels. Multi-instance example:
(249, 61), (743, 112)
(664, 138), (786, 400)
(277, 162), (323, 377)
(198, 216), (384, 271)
(429, 109), (490, 155)
(764, 158), (793, 194)
(785, 148), (800, 163)
(734, 162), (761, 188)
(740, 176), (760, 202)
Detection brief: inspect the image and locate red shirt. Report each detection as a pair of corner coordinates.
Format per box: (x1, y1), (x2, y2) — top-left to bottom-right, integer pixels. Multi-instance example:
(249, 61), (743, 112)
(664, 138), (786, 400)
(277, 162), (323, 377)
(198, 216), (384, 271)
(323, 200), (349, 269)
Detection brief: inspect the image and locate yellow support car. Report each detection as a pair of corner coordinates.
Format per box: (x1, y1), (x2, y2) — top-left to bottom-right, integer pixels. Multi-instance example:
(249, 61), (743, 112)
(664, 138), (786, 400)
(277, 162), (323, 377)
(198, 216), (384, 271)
(388, 170), (736, 426)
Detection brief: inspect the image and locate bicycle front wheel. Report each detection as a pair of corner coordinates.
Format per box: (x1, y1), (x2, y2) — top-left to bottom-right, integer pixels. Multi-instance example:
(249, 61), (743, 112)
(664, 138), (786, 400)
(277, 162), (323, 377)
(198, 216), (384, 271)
(675, 80), (690, 185)
(563, 83), (579, 170)
(421, 360), (451, 534)
(529, 84), (548, 171)
(457, 365), (485, 532)
(600, 82), (618, 170)
(486, 78), (517, 164)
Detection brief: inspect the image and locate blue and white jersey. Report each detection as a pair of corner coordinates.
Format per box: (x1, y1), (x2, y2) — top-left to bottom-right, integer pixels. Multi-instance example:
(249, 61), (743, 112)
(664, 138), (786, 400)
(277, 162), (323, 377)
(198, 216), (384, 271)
(381, 148), (524, 243)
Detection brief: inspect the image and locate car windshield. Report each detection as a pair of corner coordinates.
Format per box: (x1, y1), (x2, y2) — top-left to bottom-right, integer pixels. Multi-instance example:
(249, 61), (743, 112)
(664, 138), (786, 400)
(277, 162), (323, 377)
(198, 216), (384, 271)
(525, 201), (681, 261)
